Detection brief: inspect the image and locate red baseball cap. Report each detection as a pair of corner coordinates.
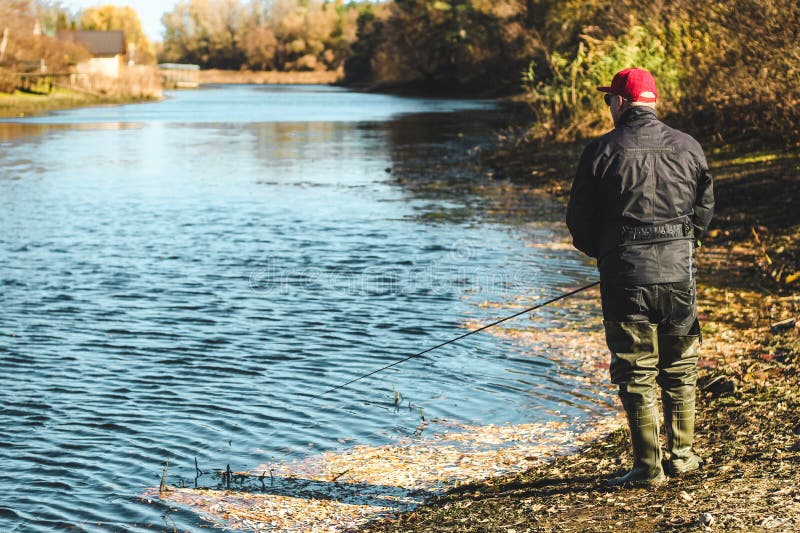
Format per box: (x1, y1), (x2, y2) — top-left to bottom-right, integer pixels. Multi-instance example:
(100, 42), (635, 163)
(597, 68), (658, 103)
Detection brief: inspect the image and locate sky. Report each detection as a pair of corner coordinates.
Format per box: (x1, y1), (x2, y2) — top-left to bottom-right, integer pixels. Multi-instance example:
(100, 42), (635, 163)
(59, 1), (180, 42)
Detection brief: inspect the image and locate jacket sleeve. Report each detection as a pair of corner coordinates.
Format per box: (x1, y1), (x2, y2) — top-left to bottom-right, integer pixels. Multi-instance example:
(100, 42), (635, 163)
(566, 141), (602, 258)
(692, 152), (714, 239)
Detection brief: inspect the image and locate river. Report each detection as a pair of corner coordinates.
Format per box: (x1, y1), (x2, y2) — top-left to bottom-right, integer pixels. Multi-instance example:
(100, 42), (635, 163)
(0, 85), (603, 530)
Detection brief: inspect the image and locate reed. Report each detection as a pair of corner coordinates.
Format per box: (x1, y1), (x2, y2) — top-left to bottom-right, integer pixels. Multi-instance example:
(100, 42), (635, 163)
(69, 66), (163, 99)
(198, 69), (340, 85)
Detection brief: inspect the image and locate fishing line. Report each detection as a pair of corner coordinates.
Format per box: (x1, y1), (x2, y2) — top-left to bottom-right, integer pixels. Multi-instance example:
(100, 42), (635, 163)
(308, 280), (600, 402)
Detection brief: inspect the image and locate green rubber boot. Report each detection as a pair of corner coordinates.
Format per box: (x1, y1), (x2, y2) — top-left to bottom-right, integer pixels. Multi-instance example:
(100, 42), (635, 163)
(662, 395), (703, 475)
(609, 397), (667, 487)
(659, 333), (703, 476)
(604, 320), (666, 487)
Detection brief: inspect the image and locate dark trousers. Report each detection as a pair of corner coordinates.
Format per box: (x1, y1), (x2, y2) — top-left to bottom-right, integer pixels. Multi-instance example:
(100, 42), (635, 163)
(600, 280), (700, 404)
(600, 280), (697, 335)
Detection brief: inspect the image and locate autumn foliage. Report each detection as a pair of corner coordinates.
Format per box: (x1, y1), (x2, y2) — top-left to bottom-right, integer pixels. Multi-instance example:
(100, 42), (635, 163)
(0, 0), (87, 79)
(514, 0), (800, 144)
(345, 0), (536, 93)
(2, 0), (797, 145)
(159, 0), (365, 72)
(345, 0), (800, 145)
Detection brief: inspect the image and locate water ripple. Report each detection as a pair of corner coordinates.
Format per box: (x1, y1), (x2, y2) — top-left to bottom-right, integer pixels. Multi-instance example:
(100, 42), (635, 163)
(0, 86), (600, 530)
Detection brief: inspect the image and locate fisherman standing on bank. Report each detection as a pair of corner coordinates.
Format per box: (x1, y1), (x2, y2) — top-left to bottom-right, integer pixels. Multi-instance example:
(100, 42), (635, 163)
(566, 68), (714, 487)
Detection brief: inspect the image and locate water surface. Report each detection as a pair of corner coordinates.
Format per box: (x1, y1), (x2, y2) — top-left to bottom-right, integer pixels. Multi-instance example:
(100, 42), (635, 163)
(0, 85), (601, 531)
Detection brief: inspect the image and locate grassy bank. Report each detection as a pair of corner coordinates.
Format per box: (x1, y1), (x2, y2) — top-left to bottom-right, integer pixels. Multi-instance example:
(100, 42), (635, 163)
(0, 88), (161, 118)
(361, 139), (800, 532)
(198, 69), (341, 85)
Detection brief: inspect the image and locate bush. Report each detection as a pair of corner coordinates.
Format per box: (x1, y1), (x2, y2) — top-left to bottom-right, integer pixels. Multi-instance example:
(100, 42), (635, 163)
(519, 0), (800, 146)
(72, 66), (162, 99)
(523, 22), (682, 141)
(346, 0), (535, 94)
(0, 69), (19, 94)
(671, 0), (800, 146)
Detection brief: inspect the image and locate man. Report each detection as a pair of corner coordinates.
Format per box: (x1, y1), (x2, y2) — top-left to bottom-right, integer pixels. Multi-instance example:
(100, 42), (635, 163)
(566, 67), (714, 487)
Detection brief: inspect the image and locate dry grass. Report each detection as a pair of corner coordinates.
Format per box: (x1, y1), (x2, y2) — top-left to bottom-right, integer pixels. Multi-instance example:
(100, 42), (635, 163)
(198, 69), (341, 85)
(0, 66), (163, 118)
(69, 66), (163, 99)
(0, 88), (151, 118)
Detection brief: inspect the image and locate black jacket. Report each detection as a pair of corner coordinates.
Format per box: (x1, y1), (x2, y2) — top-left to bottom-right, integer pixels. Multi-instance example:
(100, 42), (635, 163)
(566, 106), (714, 285)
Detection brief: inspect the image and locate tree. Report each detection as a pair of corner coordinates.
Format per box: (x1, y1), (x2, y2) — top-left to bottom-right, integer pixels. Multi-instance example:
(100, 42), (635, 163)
(0, 0), (86, 77)
(242, 25), (278, 69)
(160, 0), (366, 71)
(350, 0), (534, 93)
(161, 0), (249, 68)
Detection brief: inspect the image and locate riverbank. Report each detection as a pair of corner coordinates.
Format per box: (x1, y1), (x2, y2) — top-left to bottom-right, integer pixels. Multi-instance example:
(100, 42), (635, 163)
(150, 118), (798, 531)
(198, 69), (340, 85)
(0, 88), (161, 118)
(362, 138), (800, 531)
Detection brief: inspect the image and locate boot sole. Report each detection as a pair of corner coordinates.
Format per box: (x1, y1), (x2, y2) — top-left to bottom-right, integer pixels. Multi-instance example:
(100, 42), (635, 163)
(667, 464), (702, 476)
(666, 458), (703, 476)
(608, 473), (667, 488)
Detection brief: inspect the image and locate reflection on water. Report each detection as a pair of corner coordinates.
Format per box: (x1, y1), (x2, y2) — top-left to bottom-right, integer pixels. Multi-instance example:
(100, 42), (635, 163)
(0, 85), (600, 531)
(0, 121), (144, 141)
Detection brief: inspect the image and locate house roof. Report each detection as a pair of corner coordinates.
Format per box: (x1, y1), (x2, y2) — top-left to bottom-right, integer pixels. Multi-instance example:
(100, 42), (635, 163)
(58, 31), (126, 56)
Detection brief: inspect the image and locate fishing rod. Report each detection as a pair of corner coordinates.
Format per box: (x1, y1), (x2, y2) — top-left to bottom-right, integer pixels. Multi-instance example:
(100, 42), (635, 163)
(309, 280), (600, 402)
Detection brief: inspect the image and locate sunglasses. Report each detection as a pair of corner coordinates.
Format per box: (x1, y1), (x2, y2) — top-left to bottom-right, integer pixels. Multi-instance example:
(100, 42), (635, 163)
(604, 93), (633, 106)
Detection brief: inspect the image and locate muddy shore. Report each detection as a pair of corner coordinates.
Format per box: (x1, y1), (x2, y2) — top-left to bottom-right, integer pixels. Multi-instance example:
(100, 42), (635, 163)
(362, 136), (800, 532)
